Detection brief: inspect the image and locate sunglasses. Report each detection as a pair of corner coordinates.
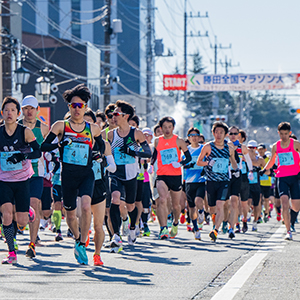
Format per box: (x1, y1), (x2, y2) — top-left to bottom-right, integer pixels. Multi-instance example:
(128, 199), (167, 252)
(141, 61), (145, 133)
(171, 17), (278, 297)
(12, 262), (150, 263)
(248, 146), (257, 149)
(229, 132), (239, 136)
(69, 103), (86, 109)
(188, 133), (200, 137)
(113, 111), (127, 117)
(107, 113), (113, 119)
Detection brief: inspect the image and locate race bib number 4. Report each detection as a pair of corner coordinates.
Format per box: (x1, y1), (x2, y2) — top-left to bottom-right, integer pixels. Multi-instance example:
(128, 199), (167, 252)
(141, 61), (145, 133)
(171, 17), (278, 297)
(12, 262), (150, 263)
(278, 152), (294, 166)
(160, 148), (178, 165)
(114, 147), (135, 165)
(0, 151), (22, 171)
(63, 143), (89, 166)
(212, 158), (229, 174)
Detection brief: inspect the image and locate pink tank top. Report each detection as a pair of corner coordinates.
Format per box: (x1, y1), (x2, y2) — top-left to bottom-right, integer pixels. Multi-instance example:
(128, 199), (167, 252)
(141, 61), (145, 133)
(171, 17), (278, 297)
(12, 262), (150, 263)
(276, 138), (300, 177)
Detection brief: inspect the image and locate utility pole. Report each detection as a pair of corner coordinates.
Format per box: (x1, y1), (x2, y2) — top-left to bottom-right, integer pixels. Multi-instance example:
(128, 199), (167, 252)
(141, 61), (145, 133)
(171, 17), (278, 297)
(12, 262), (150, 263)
(220, 55), (240, 75)
(103, 0), (112, 109)
(210, 36), (231, 75)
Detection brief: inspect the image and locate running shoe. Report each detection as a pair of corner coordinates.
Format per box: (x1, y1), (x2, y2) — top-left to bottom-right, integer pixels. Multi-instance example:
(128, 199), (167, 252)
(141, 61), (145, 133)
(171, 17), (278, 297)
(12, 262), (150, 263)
(198, 211), (205, 225)
(257, 217), (263, 224)
(204, 212), (210, 225)
(74, 241), (88, 265)
(194, 229), (201, 240)
(228, 228), (235, 239)
(180, 212), (186, 224)
(186, 223), (193, 232)
(167, 214), (173, 228)
(85, 234), (90, 247)
(0, 224), (4, 239)
(198, 222), (204, 230)
(235, 223), (241, 233)
(122, 218), (130, 236)
(242, 221), (248, 233)
(212, 214), (216, 225)
(169, 224), (178, 239)
(263, 214), (269, 223)
(222, 221), (228, 234)
(285, 231), (293, 240)
(110, 245), (123, 253)
(209, 230), (218, 242)
(26, 242), (36, 258)
(67, 228), (74, 238)
(14, 238), (18, 251)
(291, 225), (296, 233)
(128, 229), (136, 245)
(93, 254), (104, 266)
(269, 203), (274, 212)
(35, 235), (41, 245)
(2, 251), (17, 265)
(135, 225), (140, 238)
(143, 225), (151, 237)
(110, 234), (123, 248)
(159, 227), (169, 240)
(55, 233), (63, 242)
(28, 206), (36, 223)
(252, 222), (257, 232)
(277, 213), (281, 222)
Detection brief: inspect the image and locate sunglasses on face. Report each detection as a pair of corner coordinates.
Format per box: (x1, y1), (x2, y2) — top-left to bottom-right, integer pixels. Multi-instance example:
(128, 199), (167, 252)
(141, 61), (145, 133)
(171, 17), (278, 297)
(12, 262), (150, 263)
(199, 141), (204, 144)
(188, 133), (200, 137)
(107, 113), (113, 119)
(248, 146), (256, 149)
(69, 103), (86, 109)
(229, 132), (239, 136)
(113, 111), (127, 117)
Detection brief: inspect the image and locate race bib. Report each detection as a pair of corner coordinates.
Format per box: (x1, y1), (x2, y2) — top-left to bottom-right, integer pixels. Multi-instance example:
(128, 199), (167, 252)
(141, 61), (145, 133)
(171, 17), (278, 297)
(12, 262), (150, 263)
(278, 152), (294, 166)
(63, 143), (89, 166)
(260, 173), (269, 181)
(249, 172), (258, 184)
(160, 148), (178, 165)
(212, 158), (229, 174)
(0, 151), (22, 171)
(92, 160), (102, 180)
(114, 147), (135, 165)
(241, 161), (247, 174)
(191, 155), (202, 170)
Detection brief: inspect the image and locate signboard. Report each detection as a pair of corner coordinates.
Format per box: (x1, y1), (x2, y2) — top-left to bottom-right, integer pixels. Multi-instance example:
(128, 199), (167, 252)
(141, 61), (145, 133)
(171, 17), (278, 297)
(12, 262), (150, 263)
(38, 107), (51, 127)
(163, 73), (300, 91)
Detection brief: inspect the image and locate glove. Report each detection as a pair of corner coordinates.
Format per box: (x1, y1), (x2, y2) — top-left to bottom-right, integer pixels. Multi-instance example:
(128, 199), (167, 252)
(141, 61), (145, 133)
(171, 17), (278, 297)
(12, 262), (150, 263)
(259, 169), (266, 176)
(92, 151), (103, 163)
(60, 138), (72, 147)
(208, 159), (215, 167)
(248, 172), (254, 181)
(44, 172), (53, 181)
(7, 153), (26, 164)
(171, 161), (181, 168)
(119, 144), (136, 157)
(148, 165), (154, 174)
(44, 152), (52, 162)
(231, 169), (240, 178)
(183, 162), (196, 169)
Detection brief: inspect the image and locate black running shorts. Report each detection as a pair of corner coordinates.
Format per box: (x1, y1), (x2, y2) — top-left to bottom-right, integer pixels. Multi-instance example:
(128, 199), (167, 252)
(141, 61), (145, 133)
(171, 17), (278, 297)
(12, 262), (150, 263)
(206, 180), (229, 207)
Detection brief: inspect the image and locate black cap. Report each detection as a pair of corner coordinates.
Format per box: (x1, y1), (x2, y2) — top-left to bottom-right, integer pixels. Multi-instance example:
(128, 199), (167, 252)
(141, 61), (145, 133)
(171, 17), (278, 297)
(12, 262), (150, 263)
(258, 143), (266, 149)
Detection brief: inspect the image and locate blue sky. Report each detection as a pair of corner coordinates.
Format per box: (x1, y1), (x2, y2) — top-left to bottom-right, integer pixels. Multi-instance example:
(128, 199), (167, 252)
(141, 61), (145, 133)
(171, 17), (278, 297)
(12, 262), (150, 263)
(155, 0), (300, 103)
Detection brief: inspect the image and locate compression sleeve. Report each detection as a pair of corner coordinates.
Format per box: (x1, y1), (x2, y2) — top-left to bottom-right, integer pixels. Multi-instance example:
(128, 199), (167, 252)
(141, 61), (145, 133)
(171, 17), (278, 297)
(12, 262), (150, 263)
(94, 134), (105, 154)
(26, 140), (42, 160)
(151, 148), (158, 165)
(41, 132), (59, 152)
(180, 150), (192, 165)
(244, 153), (253, 171)
(135, 141), (152, 158)
(106, 154), (116, 173)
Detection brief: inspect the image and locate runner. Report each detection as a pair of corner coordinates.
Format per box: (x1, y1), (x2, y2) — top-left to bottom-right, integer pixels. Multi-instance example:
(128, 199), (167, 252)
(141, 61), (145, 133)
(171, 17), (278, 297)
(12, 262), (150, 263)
(108, 100), (152, 250)
(19, 95), (49, 258)
(41, 84), (105, 264)
(0, 96), (41, 264)
(151, 116), (191, 239)
(261, 122), (300, 240)
(196, 121), (238, 242)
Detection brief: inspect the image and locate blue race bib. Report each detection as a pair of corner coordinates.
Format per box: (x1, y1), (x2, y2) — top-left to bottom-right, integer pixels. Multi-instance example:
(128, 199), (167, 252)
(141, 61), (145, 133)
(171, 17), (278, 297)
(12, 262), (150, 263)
(63, 143), (89, 166)
(212, 158), (229, 174)
(191, 155), (202, 170)
(249, 172), (258, 184)
(160, 147), (178, 165)
(0, 151), (22, 171)
(260, 173), (269, 181)
(278, 152), (294, 166)
(92, 160), (102, 180)
(114, 147), (136, 165)
(241, 161), (247, 174)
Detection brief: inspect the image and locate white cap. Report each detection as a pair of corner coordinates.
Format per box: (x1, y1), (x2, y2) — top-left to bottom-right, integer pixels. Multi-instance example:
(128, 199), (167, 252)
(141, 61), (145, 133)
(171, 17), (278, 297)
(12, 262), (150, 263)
(247, 140), (258, 148)
(142, 127), (153, 136)
(22, 95), (38, 108)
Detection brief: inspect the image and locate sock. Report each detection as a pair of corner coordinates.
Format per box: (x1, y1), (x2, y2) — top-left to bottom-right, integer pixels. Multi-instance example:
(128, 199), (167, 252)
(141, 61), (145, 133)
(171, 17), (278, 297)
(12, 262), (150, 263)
(198, 208), (204, 214)
(3, 223), (15, 252)
(173, 222), (178, 227)
(53, 210), (62, 231)
(110, 203), (121, 235)
(277, 206), (281, 214)
(128, 207), (138, 230)
(291, 209), (298, 226)
(181, 208), (185, 214)
(12, 220), (18, 238)
(186, 210), (191, 223)
(141, 212), (148, 226)
(192, 218), (198, 231)
(104, 215), (113, 239)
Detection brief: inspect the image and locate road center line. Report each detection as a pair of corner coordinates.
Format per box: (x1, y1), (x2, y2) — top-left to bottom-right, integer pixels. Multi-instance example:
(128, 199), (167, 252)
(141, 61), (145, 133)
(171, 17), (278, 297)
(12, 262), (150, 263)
(211, 225), (286, 300)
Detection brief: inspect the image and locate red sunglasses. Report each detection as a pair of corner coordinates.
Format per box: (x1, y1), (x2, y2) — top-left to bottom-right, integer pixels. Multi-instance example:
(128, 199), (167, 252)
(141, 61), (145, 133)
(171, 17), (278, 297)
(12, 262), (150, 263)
(69, 103), (86, 109)
(113, 111), (127, 117)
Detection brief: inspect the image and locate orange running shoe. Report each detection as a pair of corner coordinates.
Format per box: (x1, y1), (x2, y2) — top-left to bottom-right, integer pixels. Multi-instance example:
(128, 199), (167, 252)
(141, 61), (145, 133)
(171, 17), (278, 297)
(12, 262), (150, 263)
(93, 254), (104, 266)
(85, 234), (90, 248)
(212, 213), (216, 224)
(180, 213), (186, 224)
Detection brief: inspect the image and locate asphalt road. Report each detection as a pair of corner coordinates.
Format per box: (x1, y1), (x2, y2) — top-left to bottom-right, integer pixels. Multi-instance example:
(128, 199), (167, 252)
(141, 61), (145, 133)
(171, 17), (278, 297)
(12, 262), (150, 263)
(0, 214), (299, 300)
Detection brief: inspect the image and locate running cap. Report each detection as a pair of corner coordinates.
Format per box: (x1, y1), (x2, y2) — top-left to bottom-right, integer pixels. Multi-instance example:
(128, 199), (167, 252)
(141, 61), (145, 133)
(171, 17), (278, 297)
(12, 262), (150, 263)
(247, 140), (258, 148)
(142, 127), (153, 136)
(257, 143), (266, 149)
(22, 95), (38, 108)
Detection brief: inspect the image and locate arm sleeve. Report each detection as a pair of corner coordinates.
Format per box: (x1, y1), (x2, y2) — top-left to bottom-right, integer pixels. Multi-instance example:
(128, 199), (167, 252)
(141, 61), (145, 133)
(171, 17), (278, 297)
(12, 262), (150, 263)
(94, 134), (105, 155)
(180, 150), (192, 165)
(41, 132), (59, 152)
(244, 153), (253, 171)
(135, 141), (152, 158)
(106, 154), (116, 173)
(151, 148), (158, 165)
(26, 140), (42, 160)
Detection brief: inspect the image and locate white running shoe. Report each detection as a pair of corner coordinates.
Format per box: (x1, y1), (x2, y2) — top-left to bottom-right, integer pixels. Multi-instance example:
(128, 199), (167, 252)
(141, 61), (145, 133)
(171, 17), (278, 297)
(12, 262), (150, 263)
(122, 217), (130, 236)
(135, 225), (140, 238)
(110, 234), (122, 248)
(198, 211), (205, 224)
(128, 229), (136, 245)
(285, 231), (293, 240)
(194, 230), (201, 240)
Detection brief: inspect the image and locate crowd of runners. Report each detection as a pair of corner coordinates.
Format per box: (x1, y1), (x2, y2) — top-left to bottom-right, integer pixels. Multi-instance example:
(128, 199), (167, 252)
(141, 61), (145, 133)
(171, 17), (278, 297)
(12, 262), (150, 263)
(0, 83), (299, 266)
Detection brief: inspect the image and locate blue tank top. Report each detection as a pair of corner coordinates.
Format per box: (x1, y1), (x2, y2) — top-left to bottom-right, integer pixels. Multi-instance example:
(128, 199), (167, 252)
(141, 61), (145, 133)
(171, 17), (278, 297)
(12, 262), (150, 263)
(185, 145), (206, 183)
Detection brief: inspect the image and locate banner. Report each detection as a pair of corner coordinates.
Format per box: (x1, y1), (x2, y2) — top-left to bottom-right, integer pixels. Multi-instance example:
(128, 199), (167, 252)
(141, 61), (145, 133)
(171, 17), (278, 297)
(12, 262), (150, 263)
(163, 73), (300, 91)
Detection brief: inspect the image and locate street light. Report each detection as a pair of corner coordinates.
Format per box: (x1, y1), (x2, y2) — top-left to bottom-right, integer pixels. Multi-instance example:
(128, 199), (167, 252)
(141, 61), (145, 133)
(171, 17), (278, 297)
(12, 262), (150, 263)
(35, 75), (51, 95)
(14, 66), (30, 85)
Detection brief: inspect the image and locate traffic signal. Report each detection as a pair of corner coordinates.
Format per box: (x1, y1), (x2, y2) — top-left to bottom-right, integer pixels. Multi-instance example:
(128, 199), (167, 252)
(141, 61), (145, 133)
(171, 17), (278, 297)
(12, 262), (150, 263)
(289, 108), (300, 115)
(210, 115), (228, 122)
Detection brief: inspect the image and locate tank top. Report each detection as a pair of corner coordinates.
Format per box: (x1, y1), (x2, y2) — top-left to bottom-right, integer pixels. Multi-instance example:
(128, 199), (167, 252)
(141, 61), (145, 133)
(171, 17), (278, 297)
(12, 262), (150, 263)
(0, 124), (34, 182)
(185, 144), (206, 183)
(156, 134), (182, 176)
(19, 119), (45, 177)
(110, 127), (139, 180)
(61, 120), (93, 173)
(276, 138), (300, 177)
(205, 141), (230, 182)
(260, 155), (272, 186)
